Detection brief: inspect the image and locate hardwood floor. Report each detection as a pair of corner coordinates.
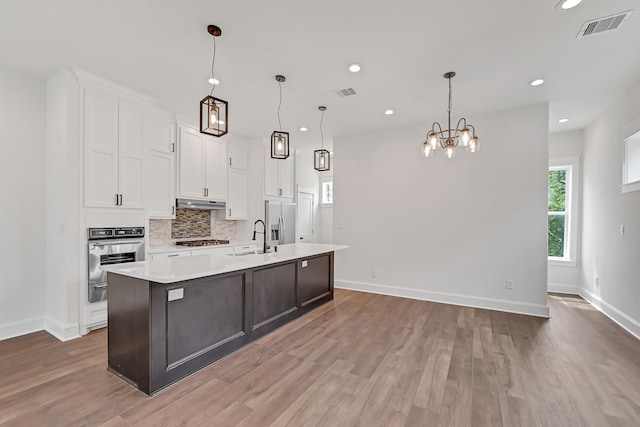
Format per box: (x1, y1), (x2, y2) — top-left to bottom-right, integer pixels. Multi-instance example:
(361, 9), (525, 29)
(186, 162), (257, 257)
(1, 290), (640, 426)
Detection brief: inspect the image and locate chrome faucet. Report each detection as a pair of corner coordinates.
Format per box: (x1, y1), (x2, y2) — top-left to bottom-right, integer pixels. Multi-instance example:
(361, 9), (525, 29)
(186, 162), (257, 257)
(252, 219), (270, 254)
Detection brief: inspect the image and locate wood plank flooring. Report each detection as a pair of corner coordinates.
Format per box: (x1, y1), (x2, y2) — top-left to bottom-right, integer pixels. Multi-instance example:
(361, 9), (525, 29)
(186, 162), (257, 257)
(1, 290), (640, 426)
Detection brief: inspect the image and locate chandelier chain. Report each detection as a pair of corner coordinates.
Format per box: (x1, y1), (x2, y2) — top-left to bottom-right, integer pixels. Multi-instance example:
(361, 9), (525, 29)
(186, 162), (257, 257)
(209, 35), (217, 97)
(448, 76), (452, 114)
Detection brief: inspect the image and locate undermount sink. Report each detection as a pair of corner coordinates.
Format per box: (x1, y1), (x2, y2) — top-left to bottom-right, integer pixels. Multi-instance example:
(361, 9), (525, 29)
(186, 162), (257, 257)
(228, 249), (272, 256)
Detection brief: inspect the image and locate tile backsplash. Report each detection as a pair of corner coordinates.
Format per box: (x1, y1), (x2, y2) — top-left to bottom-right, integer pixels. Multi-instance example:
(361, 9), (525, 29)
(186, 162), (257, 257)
(149, 209), (238, 247)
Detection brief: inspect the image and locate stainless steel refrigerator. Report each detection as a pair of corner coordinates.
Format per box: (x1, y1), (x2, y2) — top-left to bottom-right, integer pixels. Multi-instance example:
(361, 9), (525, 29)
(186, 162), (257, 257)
(265, 200), (296, 246)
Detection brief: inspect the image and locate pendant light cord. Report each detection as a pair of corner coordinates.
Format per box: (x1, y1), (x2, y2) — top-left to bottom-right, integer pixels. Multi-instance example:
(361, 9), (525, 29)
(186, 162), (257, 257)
(277, 81), (283, 131)
(320, 108), (325, 149)
(209, 35), (217, 96)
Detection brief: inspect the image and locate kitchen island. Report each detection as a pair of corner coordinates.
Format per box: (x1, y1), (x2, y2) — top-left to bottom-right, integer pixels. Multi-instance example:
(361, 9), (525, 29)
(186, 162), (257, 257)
(102, 243), (347, 395)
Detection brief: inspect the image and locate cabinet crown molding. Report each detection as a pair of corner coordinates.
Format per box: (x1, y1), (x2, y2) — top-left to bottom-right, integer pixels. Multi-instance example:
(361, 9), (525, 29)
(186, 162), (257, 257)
(71, 67), (155, 106)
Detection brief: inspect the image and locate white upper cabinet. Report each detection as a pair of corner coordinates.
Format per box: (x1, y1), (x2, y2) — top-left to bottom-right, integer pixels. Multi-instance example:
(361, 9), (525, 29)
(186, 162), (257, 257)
(178, 126), (227, 202)
(145, 110), (176, 218)
(84, 87), (145, 208)
(264, 144), (294, 199)
(226, 143), (248, 220)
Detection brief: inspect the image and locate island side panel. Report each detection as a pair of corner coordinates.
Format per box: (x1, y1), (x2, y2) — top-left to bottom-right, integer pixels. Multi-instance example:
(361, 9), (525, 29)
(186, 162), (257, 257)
(149, 271), (251, 394)
(251, 261), (298, 332)
(297, 253), (333, 307)
(107, 272), (151, 394)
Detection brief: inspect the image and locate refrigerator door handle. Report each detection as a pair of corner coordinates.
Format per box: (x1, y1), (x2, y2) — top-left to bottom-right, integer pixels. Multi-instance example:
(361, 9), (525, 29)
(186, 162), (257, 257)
(279, 216), (285, 245)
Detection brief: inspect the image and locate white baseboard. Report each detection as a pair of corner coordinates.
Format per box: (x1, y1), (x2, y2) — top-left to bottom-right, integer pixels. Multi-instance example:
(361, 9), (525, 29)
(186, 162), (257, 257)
(335, 280), (550, 318)
(579, 288), (640, 341)
(548, 282), (580, 295)
(45, 317), (81, 342)
(0, 317), (45, 341)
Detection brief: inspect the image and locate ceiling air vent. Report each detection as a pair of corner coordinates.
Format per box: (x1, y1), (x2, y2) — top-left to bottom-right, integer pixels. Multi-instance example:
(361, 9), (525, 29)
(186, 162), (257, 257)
(335, 87), (357, 97)
(576, 10), (633, 39)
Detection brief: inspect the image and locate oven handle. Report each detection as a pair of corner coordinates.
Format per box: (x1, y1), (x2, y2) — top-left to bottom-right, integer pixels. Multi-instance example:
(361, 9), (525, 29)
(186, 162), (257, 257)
(89, 239), (145, 247)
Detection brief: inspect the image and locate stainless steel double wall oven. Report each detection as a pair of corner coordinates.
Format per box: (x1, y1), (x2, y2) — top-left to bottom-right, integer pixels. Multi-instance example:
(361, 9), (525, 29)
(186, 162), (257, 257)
(87, 227), (145, 303)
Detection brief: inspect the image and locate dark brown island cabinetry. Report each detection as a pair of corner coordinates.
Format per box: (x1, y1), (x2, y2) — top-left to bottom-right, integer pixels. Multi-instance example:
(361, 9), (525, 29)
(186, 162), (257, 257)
(107, 252), (334, 395)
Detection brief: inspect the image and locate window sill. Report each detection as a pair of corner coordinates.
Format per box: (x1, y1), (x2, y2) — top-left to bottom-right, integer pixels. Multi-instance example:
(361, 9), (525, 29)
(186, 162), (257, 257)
(621, 181), (640, 194)
(319, 203), (333, 208)
(548, 259), (577, 267)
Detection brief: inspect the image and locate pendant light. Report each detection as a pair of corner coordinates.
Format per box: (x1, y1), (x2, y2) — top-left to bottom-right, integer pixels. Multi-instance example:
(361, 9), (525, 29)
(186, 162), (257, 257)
(421, 72), (480, 159)
(314, 106), (330, 171)
(200, 25), (228, 137)
(271, 75), (290, 159)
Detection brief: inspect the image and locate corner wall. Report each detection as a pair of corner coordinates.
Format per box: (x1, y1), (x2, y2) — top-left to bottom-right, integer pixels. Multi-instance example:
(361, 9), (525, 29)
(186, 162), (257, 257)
(0, 65), (47, 339)
(581, 79), (640, 339)
(333, 104), (550, 317)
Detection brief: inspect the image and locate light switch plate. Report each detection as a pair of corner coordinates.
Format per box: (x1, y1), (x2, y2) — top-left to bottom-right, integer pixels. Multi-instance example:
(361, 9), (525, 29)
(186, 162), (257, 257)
(168, 288), (184, 301)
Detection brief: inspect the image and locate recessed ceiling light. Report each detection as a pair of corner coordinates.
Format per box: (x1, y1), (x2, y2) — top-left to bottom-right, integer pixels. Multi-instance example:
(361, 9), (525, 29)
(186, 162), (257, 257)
(384, 109), (394, 115)
(348, 64), (361, 73)
(557, 0), (582, 10)
(207, 77), (220, 85)
(299, 127), (308, 132)
(558, 118), (569, 123)
(529, 78), (545, 86)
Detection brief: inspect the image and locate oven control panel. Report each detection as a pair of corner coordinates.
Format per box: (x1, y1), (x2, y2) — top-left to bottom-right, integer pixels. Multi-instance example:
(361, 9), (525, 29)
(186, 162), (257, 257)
(88, 227), (145, 240)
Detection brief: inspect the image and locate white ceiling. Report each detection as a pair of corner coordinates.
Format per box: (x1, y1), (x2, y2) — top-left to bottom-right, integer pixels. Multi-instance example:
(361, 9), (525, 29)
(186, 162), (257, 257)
(1, 0), (639, 149)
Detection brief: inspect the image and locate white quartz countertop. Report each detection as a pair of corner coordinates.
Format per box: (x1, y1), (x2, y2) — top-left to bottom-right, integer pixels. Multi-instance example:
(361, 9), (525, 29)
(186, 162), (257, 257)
(103, 243), (348, 284)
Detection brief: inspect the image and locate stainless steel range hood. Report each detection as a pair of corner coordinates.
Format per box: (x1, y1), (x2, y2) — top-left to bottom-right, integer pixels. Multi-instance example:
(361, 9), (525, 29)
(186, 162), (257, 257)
(176, 198), (226, 210)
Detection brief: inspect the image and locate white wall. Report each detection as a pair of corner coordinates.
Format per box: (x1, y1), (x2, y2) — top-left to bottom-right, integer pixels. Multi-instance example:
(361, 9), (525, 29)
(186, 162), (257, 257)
(0, 65), (47, 339)
(580, 78), (640, 338)
(548, 130), (583, 293)
(44, 69), (81, 340)
(334, 104), (550, 317)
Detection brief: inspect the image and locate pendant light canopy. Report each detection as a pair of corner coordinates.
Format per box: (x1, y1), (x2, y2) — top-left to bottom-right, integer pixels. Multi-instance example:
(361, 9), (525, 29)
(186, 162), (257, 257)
(271, 75), (290, 159)
(421, 72), (479, 159)
(314, 106), (330, 171)
(200, 25), (228, 137)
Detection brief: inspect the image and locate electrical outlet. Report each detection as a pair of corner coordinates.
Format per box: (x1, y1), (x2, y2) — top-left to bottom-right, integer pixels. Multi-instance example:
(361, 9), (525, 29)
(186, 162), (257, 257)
(620, 225), (625, 235)
(371, 269), (377, 278)
(505, 280), (513, 290)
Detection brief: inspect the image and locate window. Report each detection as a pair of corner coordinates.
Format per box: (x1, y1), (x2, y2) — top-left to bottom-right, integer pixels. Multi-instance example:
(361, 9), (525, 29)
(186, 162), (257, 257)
(548, 168), (568, 258)
(548, 156), (580, 265)
(321, 181), (333, 205)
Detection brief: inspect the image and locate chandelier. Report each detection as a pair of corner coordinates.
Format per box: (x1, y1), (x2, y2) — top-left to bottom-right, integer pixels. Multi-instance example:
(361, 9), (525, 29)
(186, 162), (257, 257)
(271, 75), (290, 159)
(314, 106), (330, 171)
(422, 72), (479, 159)
(200, 25), (228, 137)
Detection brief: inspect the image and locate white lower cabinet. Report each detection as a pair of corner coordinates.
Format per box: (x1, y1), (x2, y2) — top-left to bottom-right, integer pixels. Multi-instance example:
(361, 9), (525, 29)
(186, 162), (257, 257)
(151, 251), (191, 260)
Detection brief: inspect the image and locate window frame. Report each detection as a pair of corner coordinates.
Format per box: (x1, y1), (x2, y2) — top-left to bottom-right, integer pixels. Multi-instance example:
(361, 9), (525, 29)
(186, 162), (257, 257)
(548, 156), (580, 267)
(320, 177), (333, 206)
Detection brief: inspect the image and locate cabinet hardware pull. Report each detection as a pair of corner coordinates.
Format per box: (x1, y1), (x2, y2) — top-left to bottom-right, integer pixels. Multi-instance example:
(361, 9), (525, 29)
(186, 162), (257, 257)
(229, 158), (232, 167)
(172, 206), (175, 215)
(170, 143), (175, 153)
(279, 188), (282, 196)
(228, 209), (231, 217)
(115, 194), (119, 206)
(167, 254), (179, 257)
(119, 194), (123, 206)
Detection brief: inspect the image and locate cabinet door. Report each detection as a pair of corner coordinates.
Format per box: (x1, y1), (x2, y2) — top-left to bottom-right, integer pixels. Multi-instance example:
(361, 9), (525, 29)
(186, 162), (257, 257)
(147, 151), (175, 218)
(264, 146), (280, 197)
(279, 155), (294, 199)
(226, 168), (247, 220)
(84, 87), (119, 207)
(297, 254), (331, 307)
(228, 143), (247, 170)
(178, 127), (206, 199)
(118, 100), (145, 209)
(146, 112), (176, 218)
(204, 137), (227, 201)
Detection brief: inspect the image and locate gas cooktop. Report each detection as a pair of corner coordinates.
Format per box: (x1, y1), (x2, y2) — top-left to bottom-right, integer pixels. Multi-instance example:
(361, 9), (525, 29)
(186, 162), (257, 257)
(175, 239), (230, 247)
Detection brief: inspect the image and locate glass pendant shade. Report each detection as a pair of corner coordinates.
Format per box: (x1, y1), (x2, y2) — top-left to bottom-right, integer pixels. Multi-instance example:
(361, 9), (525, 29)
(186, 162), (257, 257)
(467, 136), (480, 153)
(460, 128), (471, 147)
(422, 142), (434, 157)
(314, 149), (330, 171)
(200, 95), (228, 137)
(445, 140), (456, 159)
(271, 131), (290, 159)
